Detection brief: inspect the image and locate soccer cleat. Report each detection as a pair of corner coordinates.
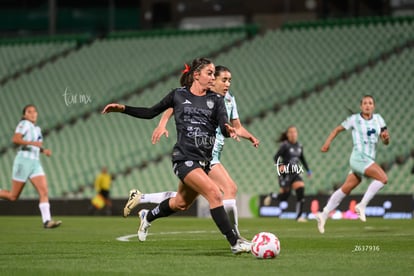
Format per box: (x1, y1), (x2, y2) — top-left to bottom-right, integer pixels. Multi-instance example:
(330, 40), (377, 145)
(296, 217), (308, 223)
(238, 235), (251, 243)
(355, 203), (366, 222)
(44, 220), (62, 229)
(123, 189), (142, 218)
(137, 209), (151, 242)
(263, 195), (272, 206)
(316, 212), (326, 234)
(231, 239), (252, 254)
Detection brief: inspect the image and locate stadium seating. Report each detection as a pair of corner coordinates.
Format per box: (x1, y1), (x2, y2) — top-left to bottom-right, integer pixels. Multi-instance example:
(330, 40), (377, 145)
(219, 47), (414, 195)
(0, 30), (246, 150)
(1, 19), (413, 199)
(0, 40), (76, 81)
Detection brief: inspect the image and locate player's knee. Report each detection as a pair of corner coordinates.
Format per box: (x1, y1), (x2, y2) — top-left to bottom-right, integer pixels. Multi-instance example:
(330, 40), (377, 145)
(170, 197), (190, 211)
(227, 184), (237, 198)
(381, 175), (388, 184)
(174, 202), (190, 211)
(208, 189), (223, 206)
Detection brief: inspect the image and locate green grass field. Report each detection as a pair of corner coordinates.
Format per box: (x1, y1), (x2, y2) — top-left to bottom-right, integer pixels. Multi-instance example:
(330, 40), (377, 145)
(0, 216), (413, 275)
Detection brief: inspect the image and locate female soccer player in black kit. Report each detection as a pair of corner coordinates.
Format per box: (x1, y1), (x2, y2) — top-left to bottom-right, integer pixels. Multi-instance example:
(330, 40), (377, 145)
(102, 58), (251, 254)
(264, 126), (312, 222)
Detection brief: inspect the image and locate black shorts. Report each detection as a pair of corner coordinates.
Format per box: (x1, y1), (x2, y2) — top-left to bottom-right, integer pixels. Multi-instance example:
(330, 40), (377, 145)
(173, 160), (211, 182)
(278, 173), (303, 189)
(99, 190), (110, 199)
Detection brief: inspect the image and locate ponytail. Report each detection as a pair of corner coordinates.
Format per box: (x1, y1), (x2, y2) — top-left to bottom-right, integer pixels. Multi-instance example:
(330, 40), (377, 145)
(179, 57), (213, 88)
(277, 125), (296, 143)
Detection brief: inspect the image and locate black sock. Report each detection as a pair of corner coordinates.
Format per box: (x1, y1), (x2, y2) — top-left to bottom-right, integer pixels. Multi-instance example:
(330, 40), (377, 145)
(210, 206), (238, 246)
(276, 191), (290, 202)
(146, 198), (176, 223)
(295, 187), (305, 220)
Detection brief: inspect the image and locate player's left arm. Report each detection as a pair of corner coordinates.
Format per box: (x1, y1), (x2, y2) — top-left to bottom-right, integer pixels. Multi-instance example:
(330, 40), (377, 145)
(380, 127), (390, 145)
(300, 148), (312, 177)
(38, 129), (52, 157)
(40, 148), (52, 157)
(231, 118), (259, 148)
(378, 115), (390, 145)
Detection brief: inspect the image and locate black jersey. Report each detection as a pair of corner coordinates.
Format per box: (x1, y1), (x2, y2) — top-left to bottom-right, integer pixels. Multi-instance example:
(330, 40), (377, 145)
(273, 141), (310, 174)
(123, 87), (230, 162)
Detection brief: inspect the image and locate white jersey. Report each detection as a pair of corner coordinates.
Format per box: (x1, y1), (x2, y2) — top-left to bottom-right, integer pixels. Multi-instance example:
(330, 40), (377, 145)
(15, 120), (43, 160)
(215, 92), (239, 147)
(341, 113), (386, 160)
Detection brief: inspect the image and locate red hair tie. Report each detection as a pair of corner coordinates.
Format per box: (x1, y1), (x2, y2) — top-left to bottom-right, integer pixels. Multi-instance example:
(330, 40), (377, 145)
(182, 63), (190, 74)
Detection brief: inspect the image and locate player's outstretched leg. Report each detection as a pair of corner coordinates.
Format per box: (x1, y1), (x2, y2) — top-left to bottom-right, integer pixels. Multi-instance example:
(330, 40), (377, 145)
(123, 189), (142, 218)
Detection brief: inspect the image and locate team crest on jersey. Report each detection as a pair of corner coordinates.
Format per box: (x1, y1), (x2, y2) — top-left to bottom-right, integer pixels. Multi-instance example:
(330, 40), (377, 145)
(185, 161), (194, 167)
(206, 99), (214, 109)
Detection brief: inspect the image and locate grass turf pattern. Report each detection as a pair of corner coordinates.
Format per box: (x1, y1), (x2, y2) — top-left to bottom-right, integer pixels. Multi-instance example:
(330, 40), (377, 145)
(0, 216), (412, 275)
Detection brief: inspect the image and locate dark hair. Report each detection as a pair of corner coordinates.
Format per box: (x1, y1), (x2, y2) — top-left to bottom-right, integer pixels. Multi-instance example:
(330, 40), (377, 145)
(214, 65), (230, 77)
(346, 95), (375, 115)
(277, 125), (296, 142)
(361, 94), (375, 104)
(21, 104), (36, 120)
(180, 57), (213, 87)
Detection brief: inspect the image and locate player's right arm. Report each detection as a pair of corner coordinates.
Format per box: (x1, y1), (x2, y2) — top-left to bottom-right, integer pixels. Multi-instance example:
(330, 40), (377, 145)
(152, 108), (174, 144)
(12, 133), (42, 148)
(102, 90), (175, 119)
(321, 125), (345, 152)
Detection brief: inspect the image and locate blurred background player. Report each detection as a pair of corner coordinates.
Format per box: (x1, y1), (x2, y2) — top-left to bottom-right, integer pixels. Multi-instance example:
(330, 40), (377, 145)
(89, 166), (113, 215)
(0, 104), (61, 229)
(316, 95), (390, 234)
(264, 126), (312, 222)
(124, 65), (260, 240)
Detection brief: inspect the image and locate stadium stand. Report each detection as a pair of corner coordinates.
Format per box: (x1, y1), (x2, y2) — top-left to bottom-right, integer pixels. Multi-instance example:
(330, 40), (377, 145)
(0, 28), (247, 152)
(1, 18), (413, 198)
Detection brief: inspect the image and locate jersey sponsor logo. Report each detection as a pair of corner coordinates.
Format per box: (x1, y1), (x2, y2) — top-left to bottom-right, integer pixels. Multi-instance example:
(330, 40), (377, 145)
(367, 128), (376, 136)
(206, 99), (214, 109)
(289, 147), (302, 155)
(182, 99), (192, 104)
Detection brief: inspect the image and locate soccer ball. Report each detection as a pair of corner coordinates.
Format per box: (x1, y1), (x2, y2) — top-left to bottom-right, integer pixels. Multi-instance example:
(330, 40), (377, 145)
(251, 232), (281, 259)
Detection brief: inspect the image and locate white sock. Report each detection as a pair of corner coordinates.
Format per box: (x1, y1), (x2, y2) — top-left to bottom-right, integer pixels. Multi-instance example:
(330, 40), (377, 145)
(39, 202), (51, 223)
(223, 199), (240, 236)
(140, 191), (177, 204)
(323, 189), (346, 216)
(360, 180), (385, 207)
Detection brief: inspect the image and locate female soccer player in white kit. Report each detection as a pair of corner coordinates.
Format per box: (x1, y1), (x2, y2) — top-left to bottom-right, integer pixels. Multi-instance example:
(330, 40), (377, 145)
(316, 95), (390, 233)
(0, 104), (61, 228)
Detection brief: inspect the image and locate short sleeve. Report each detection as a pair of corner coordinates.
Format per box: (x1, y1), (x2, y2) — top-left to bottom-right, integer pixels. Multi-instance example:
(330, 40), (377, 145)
(341, 114), (354, 130)
(15, 120), (28, 135)
(375, 114), (386, 129)
(230, 95), (239, 120)
(36, 126), (43, 142)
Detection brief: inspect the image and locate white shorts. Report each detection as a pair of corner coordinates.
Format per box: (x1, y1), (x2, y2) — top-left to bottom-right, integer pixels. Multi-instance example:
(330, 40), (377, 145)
(349, 150), (374, 177)
(211, 142), (224, 165)
(12, 155), (45, 182)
